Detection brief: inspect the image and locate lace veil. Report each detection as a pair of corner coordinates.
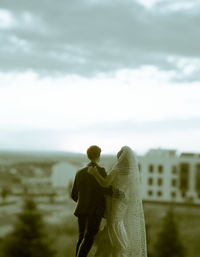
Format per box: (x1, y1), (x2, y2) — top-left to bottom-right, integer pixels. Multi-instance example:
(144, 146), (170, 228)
(112, 146), (147, 257)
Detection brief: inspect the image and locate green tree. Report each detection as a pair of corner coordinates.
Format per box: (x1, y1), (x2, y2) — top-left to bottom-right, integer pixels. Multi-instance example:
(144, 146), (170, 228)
(1, 198), (55, 257)
(49, 191), (56, 203)
(1, 186), (10, 203)
(154, 207), (185, 257)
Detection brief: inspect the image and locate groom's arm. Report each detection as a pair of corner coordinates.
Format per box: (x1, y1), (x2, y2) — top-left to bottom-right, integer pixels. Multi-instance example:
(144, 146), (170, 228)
(102, 185), (113, 196)
(102, 184), (124, 199)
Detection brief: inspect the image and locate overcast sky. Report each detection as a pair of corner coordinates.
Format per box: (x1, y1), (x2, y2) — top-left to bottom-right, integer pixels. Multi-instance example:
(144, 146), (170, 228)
(0, 0), (200, 154)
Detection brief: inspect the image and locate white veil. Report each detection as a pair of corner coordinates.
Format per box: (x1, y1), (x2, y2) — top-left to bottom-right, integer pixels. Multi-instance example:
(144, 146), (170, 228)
(112, 146), (147, 257)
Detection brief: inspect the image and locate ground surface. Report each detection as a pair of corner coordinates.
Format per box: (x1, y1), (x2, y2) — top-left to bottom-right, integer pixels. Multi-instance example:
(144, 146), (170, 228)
(0, 199), (200, 257)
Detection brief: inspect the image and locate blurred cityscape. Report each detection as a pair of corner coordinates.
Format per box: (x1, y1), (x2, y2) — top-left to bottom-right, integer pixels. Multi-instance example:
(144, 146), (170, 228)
(0, 149), (200, 257)
(1, 148), (200, 206)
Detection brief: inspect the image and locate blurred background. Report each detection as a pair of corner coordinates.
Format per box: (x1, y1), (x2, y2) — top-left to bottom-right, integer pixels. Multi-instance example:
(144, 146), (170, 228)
(0, 0), (200, 256)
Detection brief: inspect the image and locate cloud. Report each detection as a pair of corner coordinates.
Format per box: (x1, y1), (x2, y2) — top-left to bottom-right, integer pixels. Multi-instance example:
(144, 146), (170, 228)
(0, 69), (199, 133)
(155, 0), (200, 12)
(0, 0), (200, 80)
(0, 9), (15, 29)
(1, 117), (199, 153)
(70, 118), (200, 153)
(0, 1), (199, 153)
(0, 67), (199, 153)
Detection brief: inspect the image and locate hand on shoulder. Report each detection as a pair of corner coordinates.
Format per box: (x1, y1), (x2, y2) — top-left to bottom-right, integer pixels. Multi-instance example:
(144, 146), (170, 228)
(88, 166), (98, 175)
(112, 188), (125, 199)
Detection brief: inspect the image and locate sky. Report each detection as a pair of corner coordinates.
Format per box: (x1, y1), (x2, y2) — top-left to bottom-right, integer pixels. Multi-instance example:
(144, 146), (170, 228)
(0, 0), (200, 154)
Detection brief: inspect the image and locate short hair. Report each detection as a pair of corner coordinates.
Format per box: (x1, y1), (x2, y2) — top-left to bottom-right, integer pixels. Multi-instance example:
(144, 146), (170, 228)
(87, 145), (101, 160)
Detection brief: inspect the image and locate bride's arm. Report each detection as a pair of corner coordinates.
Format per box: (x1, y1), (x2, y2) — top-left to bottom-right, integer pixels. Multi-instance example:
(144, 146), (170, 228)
(88, 167), (116, 187)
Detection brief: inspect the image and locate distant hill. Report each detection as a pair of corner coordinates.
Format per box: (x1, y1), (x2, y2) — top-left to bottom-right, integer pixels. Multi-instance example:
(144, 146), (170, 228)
(0, 150), (115, 169)
(0, 150), (86, 165)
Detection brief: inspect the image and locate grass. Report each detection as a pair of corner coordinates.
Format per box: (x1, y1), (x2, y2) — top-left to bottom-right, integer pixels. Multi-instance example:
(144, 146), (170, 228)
(46, 215), (78, 257)
(0, 201), (200, 257)
(45, 202), (200, 257)
(144, 202), (200, 257)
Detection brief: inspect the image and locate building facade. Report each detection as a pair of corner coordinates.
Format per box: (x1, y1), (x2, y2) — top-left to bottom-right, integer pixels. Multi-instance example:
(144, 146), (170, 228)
(138, 149), (200, 204)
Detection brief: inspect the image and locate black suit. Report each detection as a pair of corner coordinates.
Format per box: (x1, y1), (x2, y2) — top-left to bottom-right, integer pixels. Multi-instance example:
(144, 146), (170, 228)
(71, 162), (112, 257)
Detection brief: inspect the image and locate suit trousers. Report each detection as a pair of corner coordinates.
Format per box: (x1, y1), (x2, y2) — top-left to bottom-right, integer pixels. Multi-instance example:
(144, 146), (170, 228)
(76, 214), (102, 257)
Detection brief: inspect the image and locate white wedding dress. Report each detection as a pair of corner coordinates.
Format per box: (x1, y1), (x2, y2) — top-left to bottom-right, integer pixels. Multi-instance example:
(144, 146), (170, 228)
(93, 146), (147, 257)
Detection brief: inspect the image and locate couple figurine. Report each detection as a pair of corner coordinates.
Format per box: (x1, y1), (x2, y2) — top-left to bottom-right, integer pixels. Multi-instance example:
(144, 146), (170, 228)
(71, 145), (147, 257)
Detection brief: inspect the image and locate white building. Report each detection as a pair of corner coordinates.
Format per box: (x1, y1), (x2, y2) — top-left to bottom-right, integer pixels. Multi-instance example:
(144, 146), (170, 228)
(138, 149), (200, 204)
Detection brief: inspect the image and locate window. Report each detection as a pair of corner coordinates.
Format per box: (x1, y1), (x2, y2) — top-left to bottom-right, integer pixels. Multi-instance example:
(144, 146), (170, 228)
(158, 165), (163, 173)
(179, 163), (189, 191)
(195, 164), (200, 192)
(171, 179), (177, 187)
(181, 192), (186, 198)
(148, 177), (153, 185)
(149, 164), (154, 173)
(148, 190), (153, 196)
(157, 178), (163, 186)
(171, 192), (176, 198)
(157, 191), (162, 197)
(172, 166), (177, 174)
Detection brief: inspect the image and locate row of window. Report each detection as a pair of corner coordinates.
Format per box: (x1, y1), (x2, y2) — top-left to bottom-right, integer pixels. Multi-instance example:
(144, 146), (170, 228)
(138, 164), (177, 174)
(147, 190), (177, 198)
(148, 165), (177, 174)
(149, 164), (163, 173)
(147, 190), (200, 199)
(148, 177), (177, 187)
(147, 163), (200, 175)
(140, 163), (200, 176)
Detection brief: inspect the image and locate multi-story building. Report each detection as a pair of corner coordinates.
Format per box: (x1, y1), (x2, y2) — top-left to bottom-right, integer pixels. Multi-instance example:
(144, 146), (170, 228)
(138, 149), (200, 204)
(1, 149), (200, 204)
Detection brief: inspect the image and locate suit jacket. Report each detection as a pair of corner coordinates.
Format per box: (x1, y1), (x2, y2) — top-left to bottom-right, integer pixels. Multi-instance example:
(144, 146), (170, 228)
(71, 162), (112, 217)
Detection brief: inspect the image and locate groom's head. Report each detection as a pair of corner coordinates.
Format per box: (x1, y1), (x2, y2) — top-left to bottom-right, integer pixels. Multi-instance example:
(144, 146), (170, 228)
(87, 145), (101, 162)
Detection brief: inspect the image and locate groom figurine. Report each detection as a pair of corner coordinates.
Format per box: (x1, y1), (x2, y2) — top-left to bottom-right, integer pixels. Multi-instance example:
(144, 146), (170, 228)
(71, 145), (115, 257)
